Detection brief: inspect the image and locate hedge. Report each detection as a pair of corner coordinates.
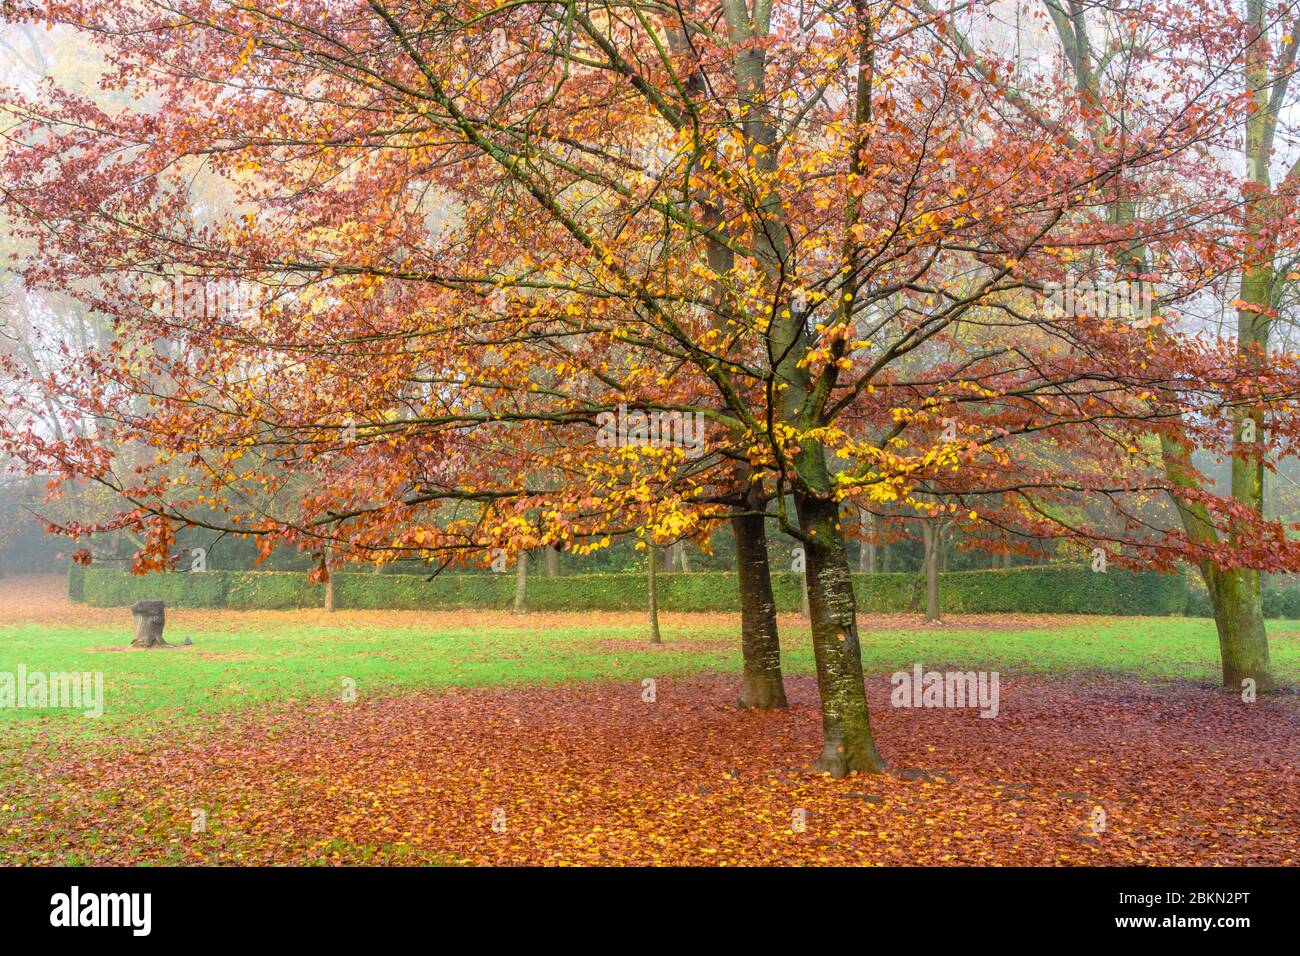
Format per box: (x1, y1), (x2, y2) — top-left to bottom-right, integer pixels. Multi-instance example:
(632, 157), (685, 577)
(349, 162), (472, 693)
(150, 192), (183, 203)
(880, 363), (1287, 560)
(83, 566), (229, 609)
(923, 566), (1187, 615)
(226, 572), (324, 610)
(74, 563), (1202, 615)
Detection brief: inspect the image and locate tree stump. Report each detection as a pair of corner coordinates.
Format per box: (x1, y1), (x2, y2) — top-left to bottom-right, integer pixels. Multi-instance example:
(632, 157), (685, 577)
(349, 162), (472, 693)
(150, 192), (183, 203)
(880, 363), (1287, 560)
(131, 600), (168, 648)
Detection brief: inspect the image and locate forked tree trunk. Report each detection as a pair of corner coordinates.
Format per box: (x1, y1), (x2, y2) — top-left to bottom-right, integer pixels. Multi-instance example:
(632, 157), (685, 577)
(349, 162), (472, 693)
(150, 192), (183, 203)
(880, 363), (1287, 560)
(513, 551), (528, 614)
(732, 510), (786, 709)
(647, 545), (662, 644)
(796, 492), (885, 777)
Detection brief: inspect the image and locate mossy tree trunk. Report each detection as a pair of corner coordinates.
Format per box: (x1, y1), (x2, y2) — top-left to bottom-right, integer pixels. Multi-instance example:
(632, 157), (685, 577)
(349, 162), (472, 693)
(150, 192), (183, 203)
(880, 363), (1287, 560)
(1208, 568), (1274, 692)
(796, 491), (886, 777)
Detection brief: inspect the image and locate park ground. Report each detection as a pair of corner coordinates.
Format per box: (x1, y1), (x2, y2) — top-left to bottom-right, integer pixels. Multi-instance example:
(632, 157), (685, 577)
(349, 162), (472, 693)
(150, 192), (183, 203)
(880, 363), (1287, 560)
(0, 574), (1296, 866)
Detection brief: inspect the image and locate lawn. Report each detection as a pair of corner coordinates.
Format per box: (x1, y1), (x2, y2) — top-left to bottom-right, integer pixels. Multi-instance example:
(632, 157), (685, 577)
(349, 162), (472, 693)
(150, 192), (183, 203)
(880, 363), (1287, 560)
(4, 575), (1300, 748)
(4, 602), (1300, 748)
(1, 576), (1297, 866)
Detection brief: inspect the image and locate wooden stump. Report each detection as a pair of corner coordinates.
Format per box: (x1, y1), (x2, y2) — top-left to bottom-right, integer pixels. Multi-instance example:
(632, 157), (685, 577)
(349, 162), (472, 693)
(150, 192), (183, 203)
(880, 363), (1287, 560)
(131, 600), (167, 648)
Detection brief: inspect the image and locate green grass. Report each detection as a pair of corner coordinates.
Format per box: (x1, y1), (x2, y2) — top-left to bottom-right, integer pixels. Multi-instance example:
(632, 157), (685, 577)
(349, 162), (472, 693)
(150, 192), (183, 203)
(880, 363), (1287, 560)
(1, 613), (1297, 752)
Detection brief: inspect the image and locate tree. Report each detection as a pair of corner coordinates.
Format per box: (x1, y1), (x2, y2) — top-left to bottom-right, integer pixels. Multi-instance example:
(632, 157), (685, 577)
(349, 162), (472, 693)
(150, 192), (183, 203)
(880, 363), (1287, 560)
(1034, 0), (1299, 692)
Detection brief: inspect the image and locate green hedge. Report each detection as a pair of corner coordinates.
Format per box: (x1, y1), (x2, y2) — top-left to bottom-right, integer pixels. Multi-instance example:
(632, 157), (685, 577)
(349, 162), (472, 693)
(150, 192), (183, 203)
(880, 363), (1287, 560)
(226, 571), (324, 610)
(335, 572), (514, 610)
(917, 566), (1186, 615)
(82, 566), (229, 609)
(74, 563), (1198, 615)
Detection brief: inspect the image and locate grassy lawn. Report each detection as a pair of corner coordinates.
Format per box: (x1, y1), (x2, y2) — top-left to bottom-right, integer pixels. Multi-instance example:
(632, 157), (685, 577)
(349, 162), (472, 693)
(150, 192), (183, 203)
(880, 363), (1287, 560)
(3, 591), (1298, 867)
(2, 609), (1298, 752)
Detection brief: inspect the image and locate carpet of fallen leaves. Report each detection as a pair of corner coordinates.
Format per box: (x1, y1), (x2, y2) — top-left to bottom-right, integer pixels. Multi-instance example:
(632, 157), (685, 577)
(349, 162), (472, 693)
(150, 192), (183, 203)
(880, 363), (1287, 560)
(3, 672), (1296, 866)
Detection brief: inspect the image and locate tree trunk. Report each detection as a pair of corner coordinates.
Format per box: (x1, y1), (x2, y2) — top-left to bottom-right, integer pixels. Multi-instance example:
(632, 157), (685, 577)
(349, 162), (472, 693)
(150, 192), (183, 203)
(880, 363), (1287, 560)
(796, 492), (885, 777)
(544, 546), (560, 577)
(513, 551), (528, 614)
(1209, 569), (1274, 692)
(732, 510), (786, 709)
(800, 566), (811, 619)
(1213, 0), (1275, 692)
(131, 600), (167, 648)
(922, 520), (941, 623)
(677, 541), (691, 573)
(321, 546), (336, 611)
(859, 509), (876, 574)
(647, 545), (662, 644)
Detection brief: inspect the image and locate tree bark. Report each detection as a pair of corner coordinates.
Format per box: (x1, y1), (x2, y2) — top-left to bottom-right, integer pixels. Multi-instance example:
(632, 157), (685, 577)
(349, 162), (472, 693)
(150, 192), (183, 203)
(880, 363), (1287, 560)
(544, 546), (560, 577)
(129, 601), (190, 648)
(513, 550), (528, 614)
(130, 600), (167, 648)
(732, 510), (786, 708)
(859, 509), (876, 574)
(647, 545), (662, 643)
(922, 520), (941, 623)
(1209, 568), (1274, 692)
(796, 492), (885, 777)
